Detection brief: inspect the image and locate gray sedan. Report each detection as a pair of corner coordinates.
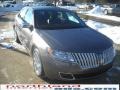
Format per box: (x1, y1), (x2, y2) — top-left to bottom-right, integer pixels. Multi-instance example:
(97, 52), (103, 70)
(13, 6), (116, 80)
(103, 4), (120, 16)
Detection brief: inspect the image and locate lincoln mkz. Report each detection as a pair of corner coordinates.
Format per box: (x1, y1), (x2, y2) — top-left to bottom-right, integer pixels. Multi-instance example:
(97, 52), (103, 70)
(13, 6), (116, 80)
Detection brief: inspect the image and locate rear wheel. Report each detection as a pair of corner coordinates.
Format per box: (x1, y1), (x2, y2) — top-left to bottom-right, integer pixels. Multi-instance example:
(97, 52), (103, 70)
(104, 9), (108, 15)
(32, 48), (45, 77)
(13, 26), (20, 43)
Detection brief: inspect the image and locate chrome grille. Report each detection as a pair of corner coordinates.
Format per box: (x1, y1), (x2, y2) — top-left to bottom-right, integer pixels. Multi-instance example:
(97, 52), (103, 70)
(71, 47), (115, 69)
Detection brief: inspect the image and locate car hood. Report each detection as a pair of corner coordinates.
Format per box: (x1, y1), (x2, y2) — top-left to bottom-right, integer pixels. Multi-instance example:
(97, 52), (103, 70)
(38, 28), (113, 53)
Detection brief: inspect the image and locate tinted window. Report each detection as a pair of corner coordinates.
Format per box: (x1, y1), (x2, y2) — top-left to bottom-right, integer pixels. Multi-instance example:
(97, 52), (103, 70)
(34, 10), (86, 30)
(116, 4), (120, 8)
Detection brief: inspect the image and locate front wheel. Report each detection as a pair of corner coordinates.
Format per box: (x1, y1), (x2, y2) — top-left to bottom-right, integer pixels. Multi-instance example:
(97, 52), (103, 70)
(32, 48), (45, 77)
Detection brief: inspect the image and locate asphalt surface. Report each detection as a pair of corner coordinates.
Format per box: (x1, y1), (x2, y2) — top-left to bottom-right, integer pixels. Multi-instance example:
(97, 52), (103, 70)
(0, 12), (120, 84)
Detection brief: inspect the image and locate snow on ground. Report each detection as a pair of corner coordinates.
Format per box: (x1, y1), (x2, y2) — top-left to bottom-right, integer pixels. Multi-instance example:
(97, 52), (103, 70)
(0, 29), (26, 51)
(98, 27), (120, 44)
(87, 6), (103, 15)
(0, 29), (14, 44)
(0, 29), (14, 38)
(0, 12), (6, 16)
(86, 20), (112, 29)
(0, 42), (26, 51)
(86, 20), (120, 44)
(76, 4), (89, 9)
(0, 29), (14, 41)
(59, 6), (79, 11)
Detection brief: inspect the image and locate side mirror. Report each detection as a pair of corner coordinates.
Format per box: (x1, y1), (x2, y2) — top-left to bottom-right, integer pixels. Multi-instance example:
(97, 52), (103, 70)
(29, 25), (33, 31)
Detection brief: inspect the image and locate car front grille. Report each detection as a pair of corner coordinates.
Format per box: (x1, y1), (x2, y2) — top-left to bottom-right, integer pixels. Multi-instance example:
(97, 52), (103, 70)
(71, 47), (115, 69)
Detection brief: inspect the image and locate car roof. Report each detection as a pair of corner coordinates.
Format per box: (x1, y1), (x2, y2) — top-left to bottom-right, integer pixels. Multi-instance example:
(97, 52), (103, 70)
(28, 6), (73, 12)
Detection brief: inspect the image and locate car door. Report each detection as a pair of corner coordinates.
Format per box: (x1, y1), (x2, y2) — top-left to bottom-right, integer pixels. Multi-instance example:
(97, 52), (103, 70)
(116, 5), (120, 15)
(15, 7), (29, 44)
(21, 8), (34, 50)
(113, 5), (120, 15)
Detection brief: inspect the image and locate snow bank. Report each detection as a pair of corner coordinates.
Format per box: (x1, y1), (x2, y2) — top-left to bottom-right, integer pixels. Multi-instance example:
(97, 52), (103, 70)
(87, 13), (120, 22)
(86, 6), (120, 22)
(88, 6), (103, 15)
(0, 29), (14, 43)
(86, 20), (120, 44)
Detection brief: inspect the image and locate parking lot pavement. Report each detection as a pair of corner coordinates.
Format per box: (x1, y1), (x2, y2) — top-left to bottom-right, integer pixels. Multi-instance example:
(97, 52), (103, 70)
(0, 48), (47, 84)
(0, 12), (120, 84)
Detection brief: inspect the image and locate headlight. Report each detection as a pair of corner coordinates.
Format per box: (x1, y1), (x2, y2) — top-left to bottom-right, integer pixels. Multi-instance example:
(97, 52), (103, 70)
(47, 48), (74, 62)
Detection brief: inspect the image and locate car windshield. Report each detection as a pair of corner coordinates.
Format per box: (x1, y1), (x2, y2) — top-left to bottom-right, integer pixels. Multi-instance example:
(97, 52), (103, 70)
(34, 9), (86, 30)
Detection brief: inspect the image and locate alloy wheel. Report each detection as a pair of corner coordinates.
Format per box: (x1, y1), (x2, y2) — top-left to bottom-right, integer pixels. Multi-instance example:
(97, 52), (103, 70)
(33, 48), (43, 76)
(104, 10), (108, 15)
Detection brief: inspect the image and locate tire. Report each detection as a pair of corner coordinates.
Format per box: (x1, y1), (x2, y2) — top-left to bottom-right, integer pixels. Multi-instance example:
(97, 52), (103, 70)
(104, 9), (108, 15)
(13, 26), (20, 43)
(32, 48), (45, 77)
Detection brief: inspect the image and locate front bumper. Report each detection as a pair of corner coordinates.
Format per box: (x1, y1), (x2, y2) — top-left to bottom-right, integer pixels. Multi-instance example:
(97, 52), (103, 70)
(42, 54), (114, 80)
